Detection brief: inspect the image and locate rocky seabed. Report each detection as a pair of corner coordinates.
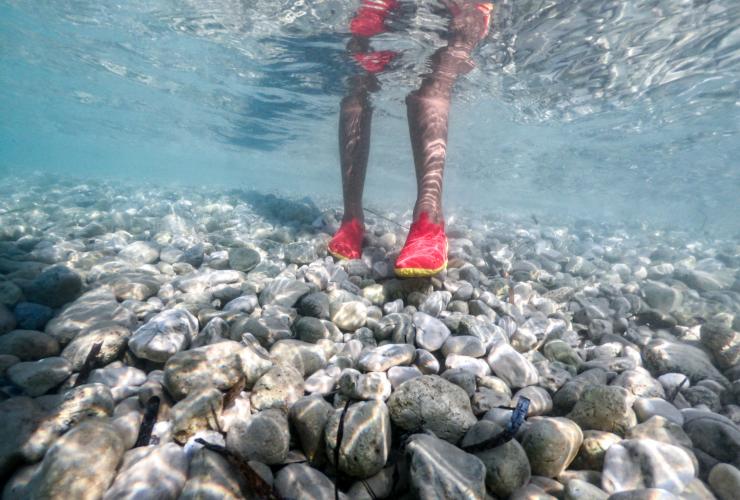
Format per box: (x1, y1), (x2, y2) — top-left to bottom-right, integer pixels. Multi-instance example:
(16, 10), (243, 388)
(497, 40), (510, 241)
(0, 176), (739, 500)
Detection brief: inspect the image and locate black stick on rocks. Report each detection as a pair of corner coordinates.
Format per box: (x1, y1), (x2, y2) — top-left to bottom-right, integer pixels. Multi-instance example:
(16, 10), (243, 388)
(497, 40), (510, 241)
(74, 341), (103, 387)
(669, 376), (689, 403)
(194, 438), (281, 500)
(134, 396), (160, 448)
(462, 397), (531, 453)
(335, 399), (351, 500)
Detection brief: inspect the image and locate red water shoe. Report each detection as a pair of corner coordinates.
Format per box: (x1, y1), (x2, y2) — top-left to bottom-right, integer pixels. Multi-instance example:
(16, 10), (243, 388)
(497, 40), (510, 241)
(328, 218), (365, 260)
(394, 212), (448, 278)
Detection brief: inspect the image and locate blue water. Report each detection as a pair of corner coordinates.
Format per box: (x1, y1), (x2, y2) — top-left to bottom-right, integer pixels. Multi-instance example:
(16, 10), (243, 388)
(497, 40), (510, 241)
(1, 0), (738, 232)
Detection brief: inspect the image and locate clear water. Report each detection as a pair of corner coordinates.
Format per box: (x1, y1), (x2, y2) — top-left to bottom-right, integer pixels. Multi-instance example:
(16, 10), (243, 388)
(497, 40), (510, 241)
(1, 0), (738, 233)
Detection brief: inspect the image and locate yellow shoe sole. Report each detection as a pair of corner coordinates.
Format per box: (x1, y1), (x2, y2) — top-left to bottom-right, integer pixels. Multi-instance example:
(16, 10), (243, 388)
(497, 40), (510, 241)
(394, 260), (447, 278)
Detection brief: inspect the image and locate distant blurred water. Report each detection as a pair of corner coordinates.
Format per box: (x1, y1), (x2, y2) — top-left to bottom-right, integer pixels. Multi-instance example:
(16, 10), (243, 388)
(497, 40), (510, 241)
(0, 0), (738, 233)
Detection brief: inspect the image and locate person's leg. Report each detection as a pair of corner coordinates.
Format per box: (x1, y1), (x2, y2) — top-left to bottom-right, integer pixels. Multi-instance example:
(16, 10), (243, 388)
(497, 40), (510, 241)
(408, 1), (493, 223)
(395, 1), (493, 277)
(329, 0), (398, 260)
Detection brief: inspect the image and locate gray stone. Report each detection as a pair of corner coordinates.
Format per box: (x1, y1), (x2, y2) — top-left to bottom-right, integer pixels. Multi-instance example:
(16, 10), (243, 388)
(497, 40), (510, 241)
(129, 308), (198, 363)
(633, 398), (683, 425)
(297, 292), (331, 319)
(414, 348), (439, 374)
(602, 439), (696, 495)
(643, 339), (727, 384)
(568, 385), (637, 436)
(331, 301), (367, 331)
(23, 383), (115, 462)
(32, 419), (124, 500)
(522, 417), (583, 477)
(0, 329), (60, 361)
(564, 479), (609, 500)
(250, 364), (305, 411)
(259, 278), (310, 308)
(441, 368), (477, 397)
(413, 312), (451, 351)
(223, 295), (258, 314)
(227, 408), (290, 465)
(270, 340), (327, 377)
(325, 400), (391, 478)
(388, 375), (476, 443)
(571, 430), (622, 471)
(25, 265), (82, 308)
(171, 387), (223, 444)
(87, 362), (146, 401)
(103, 443), (187, 499)
(708, 463), (740, 500)
(611, 370), (666, 399)
(406, 433), (486, 500)
(45, 289), (137, 345)
(606, 489), (679, 500)
(284, 241), (318, 265)
(164, 341), (244, 400)
(179, 448), (247, 500)
(513, 386), (553, 416)
(8, 357), (71, 396)
(487, 342), (539, 389)
(289, 396), (334, 465)
(642, 281), (682, 313)
(357, 343), (416, 372)
(60, 322), (129, 371)
(275, 463), (345, 500)
(419, 291), (452, 317)
(119, 240), (160, 264)
(0, 280), (22, 307)
(229, 247), (261, 272)
(683, 410), (740, 463)
(339, 370), (392, 401)
(0, 397), (44, 479)
(235, 342), (274, 389)
(387, 365), (423, 389)
(701, 314), (740, 370)
(464, 421), (531, 498)
(0, 304), (16, 334)
(442, 335), (486, 358)
(295, 316), (333, 343)
(445, 354), (491, 378)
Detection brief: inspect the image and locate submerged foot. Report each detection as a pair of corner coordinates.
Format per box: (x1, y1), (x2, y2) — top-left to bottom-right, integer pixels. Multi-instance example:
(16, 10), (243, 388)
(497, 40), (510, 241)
(394, 212), (448, 278)
(328, 218), (365, 260)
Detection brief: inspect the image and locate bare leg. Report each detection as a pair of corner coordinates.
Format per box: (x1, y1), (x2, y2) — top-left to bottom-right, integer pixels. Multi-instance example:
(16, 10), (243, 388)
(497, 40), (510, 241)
(339, 73), (375, 224)
(407, 2), (493, 224)
(330, 0), (398, 260)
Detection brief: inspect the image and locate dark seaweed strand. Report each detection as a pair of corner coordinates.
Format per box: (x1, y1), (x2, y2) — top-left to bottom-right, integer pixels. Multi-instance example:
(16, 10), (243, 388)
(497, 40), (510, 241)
(335, 399), (352, 500)
(134, 395), (160, 448)
(361, 479), (378, 500)
(670, 376), (690, 402)
(73, 341), (103, 387)
(194, 438), (281, 500)
(462, 397), (531, 453)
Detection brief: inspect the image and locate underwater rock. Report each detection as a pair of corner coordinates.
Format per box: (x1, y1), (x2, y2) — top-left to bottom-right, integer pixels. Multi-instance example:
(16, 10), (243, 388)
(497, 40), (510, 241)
(521, 417), (583, 478)
(325, 400), (391, 478)
(567, 385), (637, 436)
(601, 439), (695, 495)
(7, 356), (71, 396)
(129, 308), (198, 363)
(250, 364), (304, 412)
(388, 375), (476, 443)
(226, 408), (290, 465)
(163, 341), (243, 400)
(103, 443), (187, 499)
(24, 265), (82, 308)
(0, 329), (60, 361)
(405, 433), (486, 500)
(32, 419), (124, 500)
